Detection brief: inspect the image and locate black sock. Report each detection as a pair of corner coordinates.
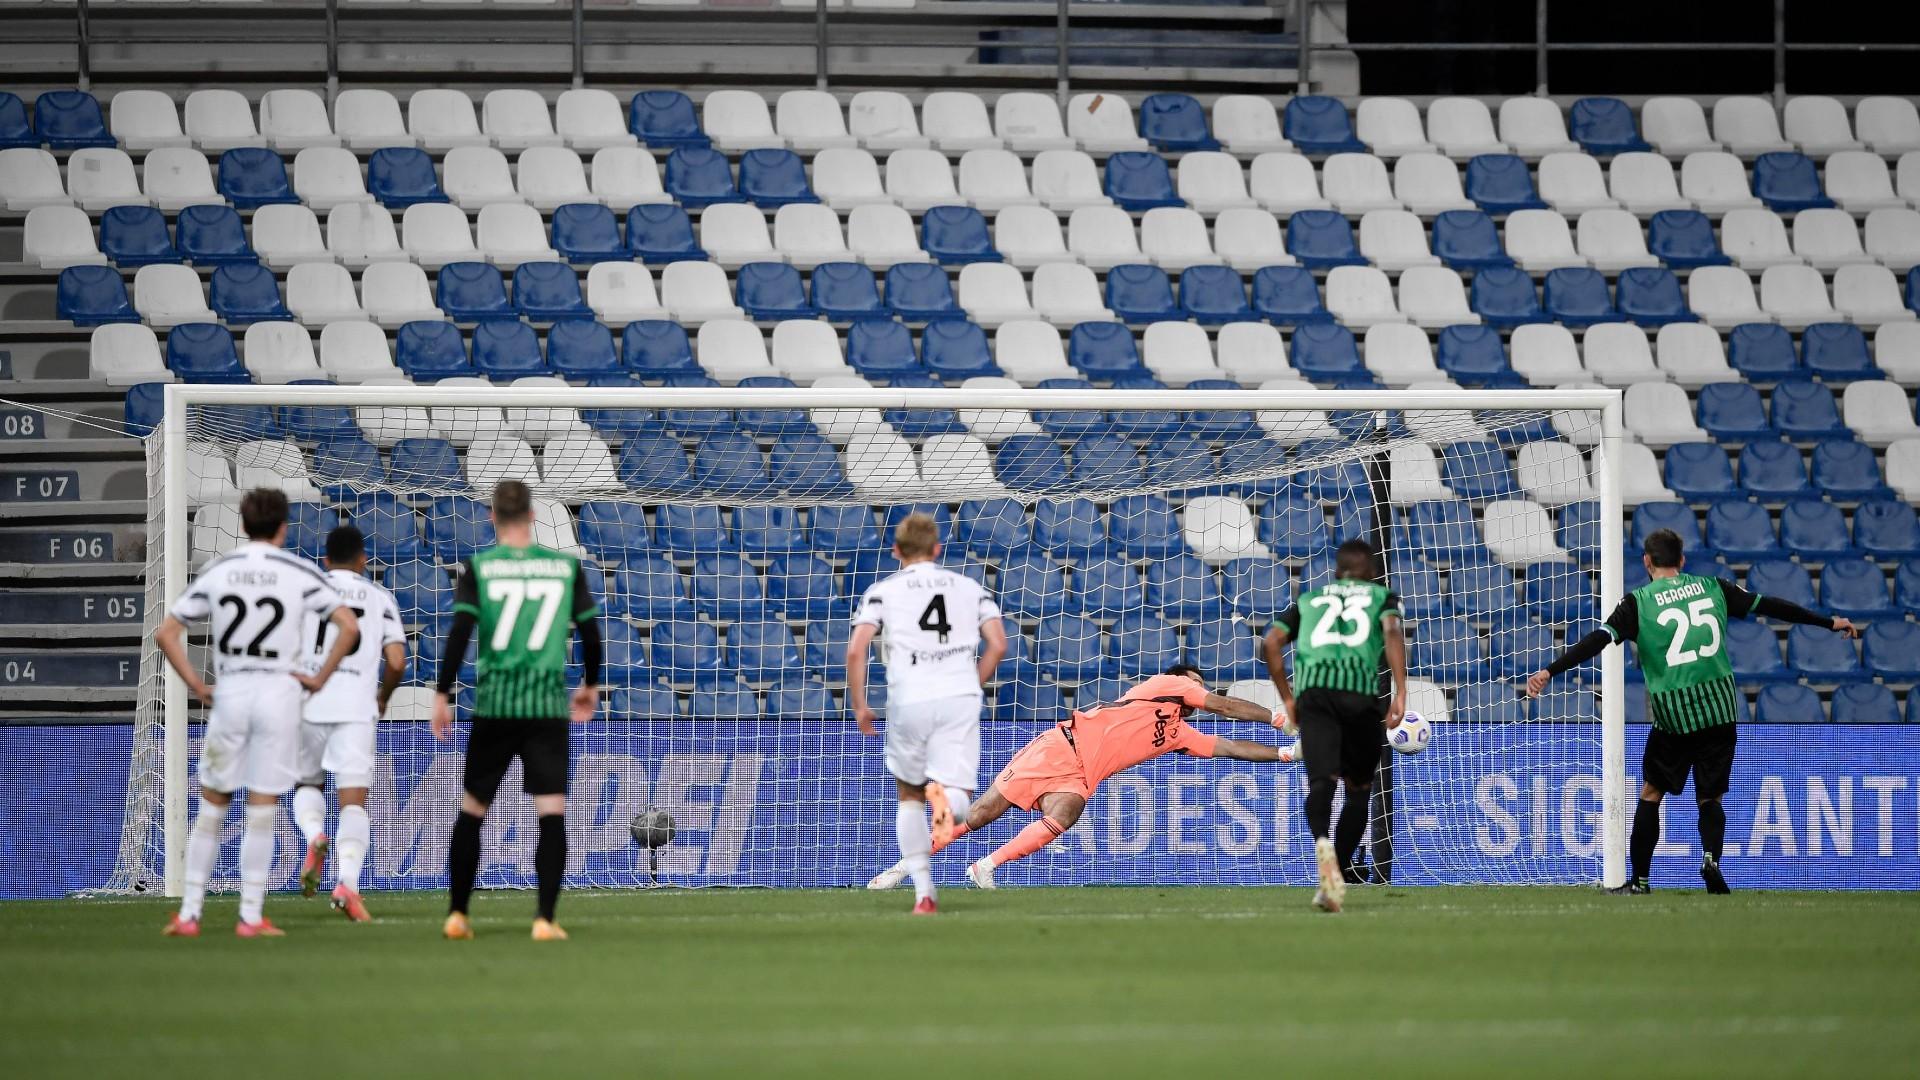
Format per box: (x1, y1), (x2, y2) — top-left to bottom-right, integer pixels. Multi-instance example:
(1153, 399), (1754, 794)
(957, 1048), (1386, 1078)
(1305, 777), (1336, 841)
(1630, 799), (1661, 882)
(1697, 801), (1726, 861)
(448, 810), (484, 915)
(535, 814), (567, 922)
(1334, 785), (1370, 870)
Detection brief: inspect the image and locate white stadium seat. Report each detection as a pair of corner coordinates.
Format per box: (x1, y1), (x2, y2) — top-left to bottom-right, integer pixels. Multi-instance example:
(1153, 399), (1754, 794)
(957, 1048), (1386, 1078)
(1499, 97), (1577, 157)
(141, 147), (222, 212)
(1607, 152), (1688, 215)
(359, 261), (443, 326)
(184, 89), (265, 151)
(443, 146), (521, 210)
(1857, 96), (1920, 156)
(586, 262), (666, 323)
(0, 148), (68, 211)
(1385, 444), (1453, 505)
(1067, 205), (1142, 271)
(1624, 382), (1708, 447)
(1538, 152), (1616, 215)
(1140, 207), (1223, 271)
(847, 431), (928, 499)
(956, 376), (1042, 444)
(68, 148), (145, 212)
(252, 203), (331, 268)
(1832, 263), (1917, 325)
(1213, 206), (1292, 272)
(259, 89), (339, 151)
(1889, 440), (1920, 502)
(808, 376), (884, 444)
(1393, 153), (1473, 216)
(1643, 97), (1722, 156)
(324, 332), (402, 387)
(465, 436), (541, 491)
(243, 321), (324, 384)
(846, 203), (929, 267)
(994, 92), (1074, 152)
(1031, 149), (1111, 211)
(776, 90), (858, 151)
(697, 319), (780, 383)
(958, 263), (1038, 327)
(1363, 322), (1444, 386)
(1792, 208), (1872, 271)
(1504, 209), (1587, 271)
(1176, 152), (1256, 213)
(1141, 321), (1225, 385)
(111, 90), (190, 151)
(1582, 323), (1664, 386)
(333, 89), (414, 151)
(1322, 152), (1399, 215)
(1212, 95), (1291, 154)
(884, 148), (961, 212)
(1843, 380), (1920, 445)
(1355, 97), (1433, 157)
(1576, 209), (1661, 272)
(995, 320), (1079, 382)
(476, 202), (558, 267)
(401, 202), (481, 268)
(1720, 209), (1802, 270)
(774, 202), (852, 268)
(1256, 380), (1341, 445)
(91, 324), (170, 385)
(429, 377), (509, 448)
(292, 146), (371, 212)
(134, 264), (215, 328)
(1358, 209), (1439, 271)
(556, 89), (638, 151)
(1509, 323), (1588, 386)
(590, 146), (669, 211)
(1782, 96), (1862, 155)
(286, 263), (367, 325)
(773, 320), (854, 383)
(534, 438), (614, 500)
(1030, 263), (1116, 327)
(922, 92), (1000, 152)
(1181, 496), (1271, 566)
(1250, 151), (1332, 214)
(408, 89), (489, 151)
(1324, 266), (1404, 328)
(812, 147), (889, 210)
(1065, 93), (1149, 153)
(1482, 500), (1571, 567)
(699, 203), (778, 269)
(1758, 264), (1836, 329)
(1712, 96), (1794, 156)
(1426, 97), (1507, 158)
(1866, 208), (1920, 271)
(186, 447), (238, 511)
(921, 433), (1009, 498)
(1397, 266), (1477, 328)
(958, 148), (1037, 212)
(517, 146), (594, 210)
(848, 91), (929, 152)
(1614, 441), (1677, 505)
(660, 260), (746, 324)
(1216, 322), (1292, 384)
(1825, 151), (1906, 213)
(1684, 265), (1765, 328)
(1901, 152), (1920, 204)
(24, 205), (105, 269)
(1877, 322), (1920, 383)
(994, 204), (1073, 268)
(1515, 440), (1594, 506)
(482, 89), (561, 151)
(1654, 322), (1737, 388)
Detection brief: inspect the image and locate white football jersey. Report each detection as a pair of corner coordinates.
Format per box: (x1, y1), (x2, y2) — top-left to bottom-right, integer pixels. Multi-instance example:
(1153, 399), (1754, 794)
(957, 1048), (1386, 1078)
(852, 561), (1001, 706)
(170, 542), (344, 681)
(302, 568), (407, 724)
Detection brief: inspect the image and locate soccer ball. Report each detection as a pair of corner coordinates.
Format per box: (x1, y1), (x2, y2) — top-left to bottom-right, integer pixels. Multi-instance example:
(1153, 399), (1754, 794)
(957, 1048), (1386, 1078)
(1388, 712), (1432, 756)
(630, 808), (677, 849)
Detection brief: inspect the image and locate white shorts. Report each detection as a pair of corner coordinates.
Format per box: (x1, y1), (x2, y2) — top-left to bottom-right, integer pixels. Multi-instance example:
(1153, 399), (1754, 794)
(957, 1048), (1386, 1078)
(196, 674), (303, 796)
(299, 719), (377, 790)
(884, 693), (982, 791)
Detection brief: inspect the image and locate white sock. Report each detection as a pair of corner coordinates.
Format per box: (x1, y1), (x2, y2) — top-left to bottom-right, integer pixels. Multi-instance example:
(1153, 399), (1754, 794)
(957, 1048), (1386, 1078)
(292, 785), (327, 843)
(238, 804), (277, 925)
(180, 796), (227, 922)
(895, 801), (934, 903)
(336, 804), (370, 892)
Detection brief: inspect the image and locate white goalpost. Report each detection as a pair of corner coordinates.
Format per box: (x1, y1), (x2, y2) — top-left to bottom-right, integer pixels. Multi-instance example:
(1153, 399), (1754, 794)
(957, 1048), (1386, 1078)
(117, 381), (1626, 896)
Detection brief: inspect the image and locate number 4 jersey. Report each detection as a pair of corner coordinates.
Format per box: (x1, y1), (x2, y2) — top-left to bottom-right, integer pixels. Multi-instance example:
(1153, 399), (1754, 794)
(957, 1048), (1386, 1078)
(1272, 579), (1401, 697)
(1605, 573), (1757, 734)
(852, 561), (1001, 706)
(453, 544), (599, 719)
(171, 541), (344, 680)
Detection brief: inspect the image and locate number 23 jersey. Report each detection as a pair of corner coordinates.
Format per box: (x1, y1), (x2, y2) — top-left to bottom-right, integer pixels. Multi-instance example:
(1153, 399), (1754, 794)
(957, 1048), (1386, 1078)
(171, 541), (344, 680)
(852, 562), (1001, 706)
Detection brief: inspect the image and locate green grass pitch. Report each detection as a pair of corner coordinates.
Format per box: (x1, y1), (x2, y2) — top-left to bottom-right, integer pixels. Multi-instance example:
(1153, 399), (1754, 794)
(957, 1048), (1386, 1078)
(4, 887), (1916, 1079)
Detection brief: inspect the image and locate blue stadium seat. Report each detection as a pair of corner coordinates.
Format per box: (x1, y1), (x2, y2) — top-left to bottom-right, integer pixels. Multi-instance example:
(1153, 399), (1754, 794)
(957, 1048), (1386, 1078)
(1863, 621), (1920, 681)
(281, 502), (340, 563)
(1408, 617), (1488, 684)
(614, 433), (694, 498)
(1031, 377), (1106, 438)
(629, 90), (709, 148)
(650, 619), (722, 680)
(1753, 682), (1821, 723)
(1832, 683), (1902, 724)
(693, 432), (773, 497)
(1726, 619), (1791, 683)
(1288, 322), (1366, 381)
(1855, 499), (1920, 559)
(810, 504), (880, 555)
(1745, 559), (1815, 615)
(1283, 96), (1366, 154)
(883, 263), (963, 321)
(1103, 151), (1183, 211)
(921, 205), (1002, 265)
(33, 91), (112, 149)
(620, 320), (697, 378)
(1181, 380), (1258, 442)
(165, 323), (249, 382)
(177, 205), (256, 265)
(1899, 559), (1920, 616)
(544, 318), (620, 378)
(1032, 497), (1105, 555)
(1751, 152), (1834, 212)
(1258, 496), (1331, 560)
(1452, 682), (1528, 724)
(1465, 154), (1548, 213)
(436, 261), (513, 321)
(607, 554), (695, 621)
(1800, 322), (1883, 383)
(424, 496), (495, 562)
(655, 502), (732, 554)
(577, 501), (653, 563)
(625, 204), (706, 264)
(1071, 432), (1144, 487)
(99, 205), (177, 267)
(367, 147), (447, 208)
(663, 147), (742, 209)
(586, 620), (650, 686)
(1662, 442), (1741, 501)
(1103, 494), (1180, 558)
(1737, 439), (1814, 500)
(1145, 432), (1221, 490)
(470, 319), (549, 380)
(1064, 558), (1137, 619)
(770, 432), (853, 497)
(1556, 501), (1602, 564)
(1068, 321), (1146, 380)
(1105, 264), (1179, 323)
(1103, 611), (1174, 673)
(1251, 265), (1334, 325)
(280, 397), (358, 443)
(803, 618), (854, 681)
(1770, 380), (1848, 441)
(217, 147), (297, 208)
(811, 262), (885, 322)
(1449, 562), (1517, 621)
(1630, 501), (1707, 554)
(920, 319), (997, 378)
(1909, 268), (1920, 315)
(994, 679), (1068, 723)
(1523, 565), (1596, 624)
(1430, 209), (1515, 270)
(998, 552), (1070, 617)
(1615, 267), (1697, 327)
(994, 433), (1072, 491)
(57, 264), (138, 325)
(206, 262), (290, 324)
(1297, 550), (1343, 593)
(738, 148), (817, 207)
(1403, 500), (1491, 563)
(388, 437), (467, 491)
(310, 436), (383, 495)
(1696, 382), (1777, 441)
(384, 559), (452, 627)
(1489, 624), (1556, 679)
(1441, 440), (1520, 501)
(1543, 268), (1623, 329)
(393, 319), (472, 380)
(1393, 562), (1448, 620)
(1187, 619), (1260, 680)
(1568, 97), (1650, 154)
(1469, 266), (1549, 327)
(345, 492), (423, 561)
(955, 498), (1028, 557)
(1435, 323), (1523, 387)
(1138, 92), (1220, 151)
(1726, 323), (1803, 382)
(1778, 499), (1856, 560)
(845, 318), (923, 378)
(727, 619), (803, 681)
(1645, 210), (1730, 269)
(1285, 209), (1366, 270)
(0, 92), (33, 149)
(1820, 556), (1895, 619)
(736, 262), (814, 320)
(551, 203), (627, 263)
(766, 678), (837, 720)
(691, 675), (759, 718)
(1037, 615), (1112, 680)
(763, 553), (845, 621)
(510, 261), (591, 321)
(1788, 623), (1867, 682)
(1146, 554), (1227, 621)
(1223, 558), (1293, 617)
(1178, 265), (1256, 324)
(411, 630), (474, 688)
(731, 504), (806, 555)
(1706, 500), (1781, 560)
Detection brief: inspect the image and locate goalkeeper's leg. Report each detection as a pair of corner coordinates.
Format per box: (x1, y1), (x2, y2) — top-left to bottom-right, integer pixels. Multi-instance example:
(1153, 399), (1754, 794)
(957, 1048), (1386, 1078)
(969, 791), (1086, 889)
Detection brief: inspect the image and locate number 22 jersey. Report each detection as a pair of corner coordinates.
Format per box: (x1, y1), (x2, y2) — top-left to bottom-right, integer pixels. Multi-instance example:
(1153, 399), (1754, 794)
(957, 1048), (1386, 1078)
(852, 562), (1001, 706)
(171, 541), (344, 680)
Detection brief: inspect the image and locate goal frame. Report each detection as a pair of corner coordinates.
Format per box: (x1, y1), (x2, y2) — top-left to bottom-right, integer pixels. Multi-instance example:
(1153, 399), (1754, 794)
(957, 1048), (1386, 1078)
(155, 381), (1629, 894)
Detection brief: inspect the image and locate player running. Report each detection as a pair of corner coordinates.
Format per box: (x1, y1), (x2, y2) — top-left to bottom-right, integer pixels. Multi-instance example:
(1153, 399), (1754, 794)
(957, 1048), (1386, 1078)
(931, 666), (1284, 887)
(156, 488), (360, 937)
(1528, 528), (1859, 895)
(291, 525), (407, 923)
(849, 512), (1007, 914)
(1262, 539), (1408, 914)
(434, 481), (602, 941)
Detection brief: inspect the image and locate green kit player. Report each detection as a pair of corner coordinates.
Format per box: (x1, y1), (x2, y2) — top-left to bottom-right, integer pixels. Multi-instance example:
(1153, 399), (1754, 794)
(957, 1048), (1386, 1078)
(433, 480), (603, 940)
(1528, 528), (1859, 895)
(1262, 539), (1409, 914)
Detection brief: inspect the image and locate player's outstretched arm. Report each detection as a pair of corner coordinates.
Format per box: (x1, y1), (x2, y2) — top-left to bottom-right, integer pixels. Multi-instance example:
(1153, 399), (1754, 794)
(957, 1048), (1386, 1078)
(1527, 627), (1614, 698)
(1746, 594), (1861, 639)
(1200, 691), (1275, 726)
(1211, 737), (1284, 763)
(846, 622), (881, 736)
(296, 607), (360, 693)
(155, 613), (213, 705)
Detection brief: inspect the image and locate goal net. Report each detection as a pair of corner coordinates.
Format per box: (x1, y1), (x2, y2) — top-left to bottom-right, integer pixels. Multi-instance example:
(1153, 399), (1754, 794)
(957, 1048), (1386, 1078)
(113, 382), (1625, 896)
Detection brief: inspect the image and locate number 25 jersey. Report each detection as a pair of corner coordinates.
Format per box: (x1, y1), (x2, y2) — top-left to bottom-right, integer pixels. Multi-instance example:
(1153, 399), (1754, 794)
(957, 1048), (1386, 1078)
(852, 562), (1001, 706)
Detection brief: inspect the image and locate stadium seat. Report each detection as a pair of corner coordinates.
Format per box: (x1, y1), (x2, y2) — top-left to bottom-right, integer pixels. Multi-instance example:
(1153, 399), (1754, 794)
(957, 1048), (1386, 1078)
(1615, 267), (1696, 328)
(1833, 264), (1917, 326)
(1250, 152), (1331, 215)
(1824, 153), (1907, 216)
(1859, 621), (1920, 682)
(960, 148), (1038, 213)
(470, 319), (551, 381)
(1723, 618), (1793, 684)
(1662, 441), (1742, 501)
(1543, 268), (1622, 329)
(1287, 322), (1366, 382)
(1066, 205), (1144, 271)
(23, 205), (104, 270)
(1505, 322), (1585, 387)
(695, 203), (776, 270)
(430, 261), (508, 322)
(1792, 208), (1872, 272)
(873, 263), (957, 323)
(625, 90), (708, 150)
(1325, 265), (1404, 328)
(1577, 209), (1660, 273)
(395, 319), (474, 380)
(1426, 97), (1506, 158)
(1789, 623), (1868, 682)
(1819, 557), (1896, 619)
(1580, 322), (1662, 388)
(1493, 96), (1574, 158)
(1407, 616), (1489, 684)
(135, 263), (217, 328)
(64, 147), (142, 213)
(1464, 154), (1548, 213)
(139, 150), (220, 217)
(399, 202), (481, 269)
(1751, 682), (1821, 724)
(0, 147), (68, 211)
(1641, 209), (1728, 270)
(57, 263), (137, 327)
(1504, 209), (1585, 273)
(539, 318), (618, 378)
(360, 147), (442, 210)
(1103, 264), (1177, 324)
(174, 204), (255, 266)
(1364, 322), (1442, 386)
(541, 203), (624, 264)
(1854, 498), (1920, 559)
(1706, 500), (1781, 560)
(1400, 499), (1490, 564)
(1539, 152), (1615, 215)
(1140, 207), (1223, 271)
(914, 319), (993, 380)
(1174, 153), (1254, 216)
(1604, 152), (1686, 214)
(921, 205), (1001, 265)
(659, 146), (739, 210)
(1686, 266), (1766, 329)
(956, 263), (1035, 328)
(1779, 499), (1857, 560)
(1752, 152), (1834, 213)
(1031, 148), (1112, 212)
(92, 324), (170, 387)
(1135, 92), (1219, 152)
(164, 322), (252, 384)
(108, 89), (185, 152)
(34, 90), (113, 150)
(1759, 265), (1839, 329)
(1358, 208), (1439, 271)
(96, 205), (174, 269)
(1681, 151), (1762, 214)
(209, 263), (291, 324)
(549, 88), (636, 153)
(734, 147), (815, 209)
(1200, 95), (1288, 156)
(1648, 323), (1729, 389)
(585, 146), (668, 212)
(1828, 683), (1901, 725)
(1743, 557), (1817, 614)
(616, 204), (704, 265)
(728, 262), (808, 322)
(1284, 96), (1366, 154)
(214, 146), (295, 209)
(696, 91), (782, 154)
(1428, 209), (1511, 271)
(1768, 380), (1848, 441)
(1809, 440), (1891, 503)
(1286, 210), (1366, 270)
(1469, 266), (1548, 328)
(1103, 152), (1182, 211)
(1323, 152), (1399, 215)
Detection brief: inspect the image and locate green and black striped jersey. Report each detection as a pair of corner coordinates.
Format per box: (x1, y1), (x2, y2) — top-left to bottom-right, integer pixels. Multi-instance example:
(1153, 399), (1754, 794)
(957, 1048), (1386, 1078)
(1272, 579), (1401, 696)
(1605, 574), (1759, 734)
(452, 544), (598, 719)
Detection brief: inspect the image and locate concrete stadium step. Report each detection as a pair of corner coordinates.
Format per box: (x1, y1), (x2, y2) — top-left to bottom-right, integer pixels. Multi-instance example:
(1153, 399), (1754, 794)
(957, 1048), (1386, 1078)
(0, 589), (145, 640)
(0, 649), (141, 693)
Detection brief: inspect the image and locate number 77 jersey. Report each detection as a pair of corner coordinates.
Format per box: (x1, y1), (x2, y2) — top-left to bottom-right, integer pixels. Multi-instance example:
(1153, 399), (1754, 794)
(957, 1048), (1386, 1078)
(454, 544), (599, 720)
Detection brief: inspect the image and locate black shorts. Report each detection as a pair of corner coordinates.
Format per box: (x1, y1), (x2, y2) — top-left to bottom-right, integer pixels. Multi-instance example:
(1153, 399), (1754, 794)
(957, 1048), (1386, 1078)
(1295, 688), (1386, 785)
(463, 717), (571, 801)
(1642, 723), (1737, 800)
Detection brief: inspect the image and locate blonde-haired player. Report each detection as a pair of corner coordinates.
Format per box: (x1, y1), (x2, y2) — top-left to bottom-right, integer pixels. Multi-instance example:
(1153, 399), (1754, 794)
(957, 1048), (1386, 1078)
(849, 512), (1007, 914)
